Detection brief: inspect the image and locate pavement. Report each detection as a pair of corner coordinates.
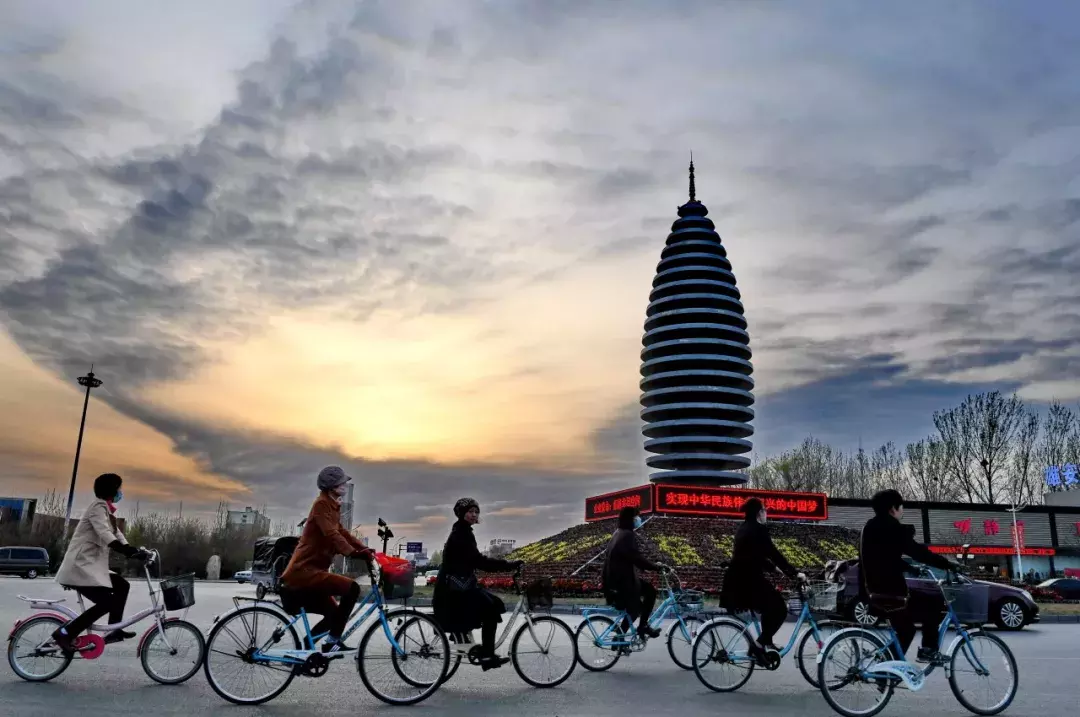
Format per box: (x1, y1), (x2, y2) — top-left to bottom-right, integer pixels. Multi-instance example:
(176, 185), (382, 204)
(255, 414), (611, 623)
(1, 575), (1076, 716)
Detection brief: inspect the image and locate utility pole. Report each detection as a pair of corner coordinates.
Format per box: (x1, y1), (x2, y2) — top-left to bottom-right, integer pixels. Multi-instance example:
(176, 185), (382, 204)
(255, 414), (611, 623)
(65, 367), (104, 535)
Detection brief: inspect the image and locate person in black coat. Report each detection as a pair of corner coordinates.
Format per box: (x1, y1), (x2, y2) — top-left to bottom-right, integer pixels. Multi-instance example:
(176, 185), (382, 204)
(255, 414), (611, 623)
(720, 497), (804, 652)
(601, 507), (667, 638)
(860, 489), (957, 663)
(432, 497), (523, 671)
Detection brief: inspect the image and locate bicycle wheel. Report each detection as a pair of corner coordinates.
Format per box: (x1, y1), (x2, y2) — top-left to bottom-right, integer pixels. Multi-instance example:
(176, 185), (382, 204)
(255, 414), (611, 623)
(358, 609), (449, 706)
(574, 615), (622, 672)
(203, 606), (299, 705)
(817, 627), (893, 717)
(667, 614), (706, 670)
(948, 631), (1018, 716)
(795, 619), (842, 688)
(442, 650), (464, 684)
(691, 617), (755, 693)
(7, 615), (73, 682)
(140, 619), (205, 684)
(511, 615), (577, 688)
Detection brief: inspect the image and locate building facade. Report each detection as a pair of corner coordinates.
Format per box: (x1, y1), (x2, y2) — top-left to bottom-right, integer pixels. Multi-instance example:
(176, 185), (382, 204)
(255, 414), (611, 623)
(0, 497), (37, 527)
(641, 162), (755, 486)
(227, 506), (271, 534)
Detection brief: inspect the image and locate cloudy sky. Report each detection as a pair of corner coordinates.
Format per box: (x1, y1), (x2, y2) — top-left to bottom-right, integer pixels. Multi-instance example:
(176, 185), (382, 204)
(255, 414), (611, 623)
(1, 0), (1078, 549)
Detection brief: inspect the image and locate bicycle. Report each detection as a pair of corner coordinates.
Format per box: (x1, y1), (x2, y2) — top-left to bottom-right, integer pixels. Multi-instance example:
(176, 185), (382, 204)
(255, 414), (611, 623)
(401, 567), (577, 688)
(690, 576), (844, 691)
(574, 568), (708, 672)
(816, 567), (1019, 717)
(7, 548), (205, 685)
(202, 552), (449, 706)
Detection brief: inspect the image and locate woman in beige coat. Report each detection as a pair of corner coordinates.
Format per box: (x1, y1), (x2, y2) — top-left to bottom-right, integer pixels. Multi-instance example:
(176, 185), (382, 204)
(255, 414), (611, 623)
(52, 473), (149, 652)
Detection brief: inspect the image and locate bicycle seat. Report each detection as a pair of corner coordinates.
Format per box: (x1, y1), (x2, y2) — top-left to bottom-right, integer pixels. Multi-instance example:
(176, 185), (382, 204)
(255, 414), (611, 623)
(16, 595), (65, 604)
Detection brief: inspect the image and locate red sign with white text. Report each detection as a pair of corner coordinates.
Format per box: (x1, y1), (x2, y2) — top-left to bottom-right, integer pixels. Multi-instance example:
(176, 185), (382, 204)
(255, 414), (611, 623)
(585, 485), (654, 522)
(930, 545), (1054, 557)
(654, 485), (828, 521)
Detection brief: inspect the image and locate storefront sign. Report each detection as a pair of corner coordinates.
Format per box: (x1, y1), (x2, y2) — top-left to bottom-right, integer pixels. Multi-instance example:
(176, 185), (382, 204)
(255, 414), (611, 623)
(585, 485), (654, 522)
(653, 485), (828, 520)
(1045, 464), (1078, 488)
(930, 545), (1055, 557)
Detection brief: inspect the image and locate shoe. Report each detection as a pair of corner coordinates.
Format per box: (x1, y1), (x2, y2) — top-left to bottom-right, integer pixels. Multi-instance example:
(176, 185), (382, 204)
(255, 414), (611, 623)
(321, 638), (344, 654)
(104, 630), (137, 644)
(758, 640), (780, 652)
(916, 647), (942, 664)
(479, 655), (511, 672)
(639, 625), (661, 639)
(51, 629), (76, 654)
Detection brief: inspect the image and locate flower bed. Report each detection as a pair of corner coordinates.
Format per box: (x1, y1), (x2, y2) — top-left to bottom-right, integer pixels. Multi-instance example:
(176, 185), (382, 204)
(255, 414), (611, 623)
(774, 538), (823, 568)
(818, 539), (858, 561)
(655, 535), (703, 566)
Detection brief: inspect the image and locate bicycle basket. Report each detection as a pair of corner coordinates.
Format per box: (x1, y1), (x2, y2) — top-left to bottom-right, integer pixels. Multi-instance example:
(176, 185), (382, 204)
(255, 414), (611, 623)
(788, 580), (840, 616)
(525, 578), (554, 611)
(942, 582), (989, 625)
(675, 589), (705, 610)
(160, 573), (196, 611)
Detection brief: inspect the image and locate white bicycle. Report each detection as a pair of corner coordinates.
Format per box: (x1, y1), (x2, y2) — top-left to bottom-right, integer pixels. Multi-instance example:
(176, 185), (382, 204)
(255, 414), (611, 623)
(7, 549), (205, 685)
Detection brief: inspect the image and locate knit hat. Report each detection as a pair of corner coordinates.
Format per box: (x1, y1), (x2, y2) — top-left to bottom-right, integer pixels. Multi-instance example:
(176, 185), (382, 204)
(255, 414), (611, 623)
(317, 466), (352, 492)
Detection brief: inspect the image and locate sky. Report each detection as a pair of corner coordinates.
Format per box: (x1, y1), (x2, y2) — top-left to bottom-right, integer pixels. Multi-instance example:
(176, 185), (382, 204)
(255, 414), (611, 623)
(1, 0), (1079, 550)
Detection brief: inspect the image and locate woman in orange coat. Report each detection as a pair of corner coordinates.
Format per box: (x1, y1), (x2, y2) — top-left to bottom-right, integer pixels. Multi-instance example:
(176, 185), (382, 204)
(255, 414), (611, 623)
(280, 466), (374, 653)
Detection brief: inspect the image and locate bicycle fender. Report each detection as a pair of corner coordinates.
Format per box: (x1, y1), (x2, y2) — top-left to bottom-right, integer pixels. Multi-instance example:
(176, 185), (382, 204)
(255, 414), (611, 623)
(210, 601), (289, 627)
(136, 617), (180, 658)
(9, 612), (69, 640)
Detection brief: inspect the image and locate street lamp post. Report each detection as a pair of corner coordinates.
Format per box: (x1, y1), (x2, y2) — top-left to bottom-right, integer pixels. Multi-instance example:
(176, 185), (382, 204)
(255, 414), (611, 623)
(982, 457), (1027, 580)
(65, 368), (103, 533)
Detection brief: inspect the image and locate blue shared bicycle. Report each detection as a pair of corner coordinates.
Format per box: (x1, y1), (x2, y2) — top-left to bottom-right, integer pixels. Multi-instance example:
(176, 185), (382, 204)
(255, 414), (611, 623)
(692, 576), (844, 691)
(203, 554), (450, 706)
(816, 566), (1019, 717)
(575, 568), (708, 671)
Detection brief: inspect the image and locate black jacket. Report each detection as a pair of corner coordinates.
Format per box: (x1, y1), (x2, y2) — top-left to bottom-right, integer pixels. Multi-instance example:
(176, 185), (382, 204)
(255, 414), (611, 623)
(721, 519), (797, 609)
(602, 528), (660, 610)
(432, 520), (515, 633)
(859, 514), (952, 599)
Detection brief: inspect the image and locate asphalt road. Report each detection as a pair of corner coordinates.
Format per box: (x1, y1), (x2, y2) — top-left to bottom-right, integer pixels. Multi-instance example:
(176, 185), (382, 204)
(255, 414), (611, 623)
(0, 576), (1075, 716)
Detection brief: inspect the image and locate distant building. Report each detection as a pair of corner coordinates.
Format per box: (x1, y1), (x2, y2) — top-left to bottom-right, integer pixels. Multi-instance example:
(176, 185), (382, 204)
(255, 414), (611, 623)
(227, 506), (270, 533)
(340, 484), (354, 531)
(489, 538), (516, 550)
(0, 497), (37, 527)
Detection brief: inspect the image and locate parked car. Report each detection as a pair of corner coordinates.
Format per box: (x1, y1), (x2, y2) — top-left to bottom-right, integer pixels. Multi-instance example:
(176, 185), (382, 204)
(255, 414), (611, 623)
(831, 558), (1040, 631)
(0, 546), (50, 579)
(233, 569), (252, 584)
(1037, 577), (1080, 601)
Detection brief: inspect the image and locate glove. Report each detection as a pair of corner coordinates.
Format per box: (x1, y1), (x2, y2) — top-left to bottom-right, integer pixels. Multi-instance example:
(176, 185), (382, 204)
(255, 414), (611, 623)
(355, 547), (376, 562)
(135, 547), (154, 562)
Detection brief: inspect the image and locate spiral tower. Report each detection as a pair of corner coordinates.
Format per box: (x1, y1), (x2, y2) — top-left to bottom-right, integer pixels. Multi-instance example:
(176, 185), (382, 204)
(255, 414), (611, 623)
(640, 160), (754, 485)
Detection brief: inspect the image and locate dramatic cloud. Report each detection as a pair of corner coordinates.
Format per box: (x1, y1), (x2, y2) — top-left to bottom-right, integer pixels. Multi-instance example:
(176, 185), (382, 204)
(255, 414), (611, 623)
(1, 0), (1079, 547)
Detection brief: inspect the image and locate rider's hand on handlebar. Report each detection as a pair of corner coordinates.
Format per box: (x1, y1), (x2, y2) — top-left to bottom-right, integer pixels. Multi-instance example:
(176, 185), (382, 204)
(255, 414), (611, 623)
(511, 560), (525, 572)
(135, 547), (154, 562)
(657, 563), (671, 573)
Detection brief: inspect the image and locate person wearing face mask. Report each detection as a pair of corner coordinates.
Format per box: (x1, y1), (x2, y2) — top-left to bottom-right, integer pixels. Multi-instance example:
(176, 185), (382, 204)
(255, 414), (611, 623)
(720, 497), (805, 655)
(52, 473), (152, 653)
(601, 506), (668, 639)
(279, 466), (375, 654)
(432, 497), (524, 671)
(861, 489), (956, 663)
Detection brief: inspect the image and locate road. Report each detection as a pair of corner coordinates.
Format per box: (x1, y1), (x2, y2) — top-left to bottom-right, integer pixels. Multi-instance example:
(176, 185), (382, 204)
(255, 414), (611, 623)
(0, 576), (1074, 716)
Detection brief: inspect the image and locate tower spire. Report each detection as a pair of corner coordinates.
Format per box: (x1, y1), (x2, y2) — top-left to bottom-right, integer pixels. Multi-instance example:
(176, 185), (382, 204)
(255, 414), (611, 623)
(688, 151), (696, 202)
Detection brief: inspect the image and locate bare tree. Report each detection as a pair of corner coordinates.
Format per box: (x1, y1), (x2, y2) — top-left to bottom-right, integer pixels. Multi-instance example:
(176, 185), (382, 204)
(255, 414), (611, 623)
(1038, 402), (1076, 492)
(1009, 410), (1041, 506)
(969, 392), (1025, 504)
(903, 437), (953, 501)
(935, 397), (980, 502)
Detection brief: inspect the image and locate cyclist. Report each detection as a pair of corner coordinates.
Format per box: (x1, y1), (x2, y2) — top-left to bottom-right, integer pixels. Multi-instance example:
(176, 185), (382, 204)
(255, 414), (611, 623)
(52, 473), (151, 652)
(861, 489), (956, 663)
(433, 497), (524, 671)
(601, 506), (668, 639)
(720, 497), (804, 655)
(280, 466), (375, 654)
